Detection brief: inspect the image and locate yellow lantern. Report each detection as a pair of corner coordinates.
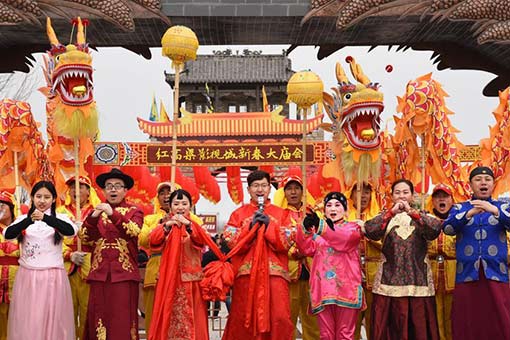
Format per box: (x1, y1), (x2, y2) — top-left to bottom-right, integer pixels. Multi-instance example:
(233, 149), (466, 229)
(286, 71), (324, 108)
(161, 25), (199, 66)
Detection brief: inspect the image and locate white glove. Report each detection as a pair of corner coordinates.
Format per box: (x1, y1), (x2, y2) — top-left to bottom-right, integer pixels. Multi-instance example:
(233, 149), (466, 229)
(70, 251), (86, 266)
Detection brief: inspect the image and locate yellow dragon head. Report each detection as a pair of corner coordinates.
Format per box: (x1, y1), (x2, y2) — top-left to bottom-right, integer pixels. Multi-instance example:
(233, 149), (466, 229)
(322, 57), (384, 186)
(46, 17), (93, 108)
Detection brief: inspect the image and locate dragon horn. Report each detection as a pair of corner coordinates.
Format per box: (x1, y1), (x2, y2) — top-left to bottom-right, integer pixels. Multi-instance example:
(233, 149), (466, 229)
(335, 62), (349, 84)
(347, 57), (370, 86)
(46, 17), (60, 46)
(76, 17), (85, 45)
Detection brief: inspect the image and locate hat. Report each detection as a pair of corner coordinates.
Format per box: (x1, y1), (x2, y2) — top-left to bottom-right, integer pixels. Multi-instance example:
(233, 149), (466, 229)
(96, 168), (134, 189)
(281, 175), (303, 190)
(156, 181), (172, 193)
(0, 191), (15, 208)
(432, 184), (452, 197)
(469, 166), (494, 181)
(65, 175), (92, 188)
(324, 191), (348, 211)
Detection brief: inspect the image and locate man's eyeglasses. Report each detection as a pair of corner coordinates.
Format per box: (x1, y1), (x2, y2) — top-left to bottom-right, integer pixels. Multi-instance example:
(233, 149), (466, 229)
(250, 183), (270, 190)
(105, 183), (125, 191)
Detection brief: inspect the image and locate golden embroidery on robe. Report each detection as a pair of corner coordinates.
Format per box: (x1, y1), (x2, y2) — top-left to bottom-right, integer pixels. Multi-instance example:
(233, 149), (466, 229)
(96, 318), (106, 340)
(91, 239), (105, 271)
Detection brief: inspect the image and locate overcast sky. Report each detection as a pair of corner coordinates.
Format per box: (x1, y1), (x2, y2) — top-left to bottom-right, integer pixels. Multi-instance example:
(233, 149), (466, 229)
(19, 44), (500, 220)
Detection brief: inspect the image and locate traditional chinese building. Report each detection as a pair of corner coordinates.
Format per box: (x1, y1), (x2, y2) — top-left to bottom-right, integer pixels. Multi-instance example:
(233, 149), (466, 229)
(165, 49), (295, 116)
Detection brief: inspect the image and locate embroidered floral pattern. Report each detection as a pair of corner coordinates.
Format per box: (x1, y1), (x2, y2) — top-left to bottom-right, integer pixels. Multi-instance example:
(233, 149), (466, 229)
(90, 239), (105, 272)
(116, 238), (134, 272)
(96, 318), (106, 340)
(23, 241), (40, 260)
(122, 220), (141, 237)
(168, 284), (193, 339)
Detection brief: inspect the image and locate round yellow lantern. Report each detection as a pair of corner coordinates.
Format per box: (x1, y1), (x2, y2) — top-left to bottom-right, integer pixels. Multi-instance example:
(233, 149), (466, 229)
(161, 25), (199, 66)
(286, 71), (324, 108)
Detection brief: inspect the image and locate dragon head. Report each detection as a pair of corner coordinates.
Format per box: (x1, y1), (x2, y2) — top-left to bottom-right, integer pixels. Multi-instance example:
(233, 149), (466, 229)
(47, 17), (93, 107)
(325, 57), (384, 151)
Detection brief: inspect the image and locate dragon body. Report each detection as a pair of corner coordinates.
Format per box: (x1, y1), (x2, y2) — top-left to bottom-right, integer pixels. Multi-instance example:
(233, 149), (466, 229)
(0, 99), (49, 189)
(394, 73), (471, 202)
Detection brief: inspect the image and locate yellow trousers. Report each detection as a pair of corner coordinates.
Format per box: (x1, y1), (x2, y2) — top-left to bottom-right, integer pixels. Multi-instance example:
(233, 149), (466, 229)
(69, 271), (90, 340)
(354, 289), (373, 340)
(0, 303), (8, 340)
(289, 279), (320, 340)
(143, 286), (156, 337)
(436, 292), (453, 340)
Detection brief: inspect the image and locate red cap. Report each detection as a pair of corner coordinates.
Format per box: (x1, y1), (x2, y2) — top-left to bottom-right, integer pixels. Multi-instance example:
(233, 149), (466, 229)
(65, 175), (92, 188)
(281, 175), (303, 189)
(0, 191), (15, 207)
(432, 184), (452, 197)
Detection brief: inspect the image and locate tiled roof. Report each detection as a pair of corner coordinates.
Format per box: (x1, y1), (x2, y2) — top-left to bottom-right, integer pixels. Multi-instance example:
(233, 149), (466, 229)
(166, 54), (294, 84)
(137, 111), (323, 139)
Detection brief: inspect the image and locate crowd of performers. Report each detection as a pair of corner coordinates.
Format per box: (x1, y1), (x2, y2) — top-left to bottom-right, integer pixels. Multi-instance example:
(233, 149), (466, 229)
(0, 166), (509, 340)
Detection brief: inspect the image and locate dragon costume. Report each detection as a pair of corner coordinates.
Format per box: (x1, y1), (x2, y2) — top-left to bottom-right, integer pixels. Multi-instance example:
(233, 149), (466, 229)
(321, 56), (384, 191)
(42, 17), (98, 198)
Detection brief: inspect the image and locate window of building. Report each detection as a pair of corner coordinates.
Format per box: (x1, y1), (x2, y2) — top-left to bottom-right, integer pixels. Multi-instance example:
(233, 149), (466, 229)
(195, 104), (203, 113)
(228, 104), (236, 113)
(239, 104), (247, 112)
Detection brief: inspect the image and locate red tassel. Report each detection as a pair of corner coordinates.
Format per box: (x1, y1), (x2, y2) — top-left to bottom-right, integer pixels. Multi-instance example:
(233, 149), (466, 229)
(226, 166), (243, 204)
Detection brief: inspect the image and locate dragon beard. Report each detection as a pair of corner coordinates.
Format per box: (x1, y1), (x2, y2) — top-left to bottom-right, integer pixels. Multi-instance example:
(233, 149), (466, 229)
(53, 100), (99, 139)
(339, 134), (381, 187)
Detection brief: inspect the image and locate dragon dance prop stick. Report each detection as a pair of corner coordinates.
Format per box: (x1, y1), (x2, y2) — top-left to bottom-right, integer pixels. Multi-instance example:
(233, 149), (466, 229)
(287, 71), (324, 213)
(420, 134), (426, 210)
(161, 26), (199, 189)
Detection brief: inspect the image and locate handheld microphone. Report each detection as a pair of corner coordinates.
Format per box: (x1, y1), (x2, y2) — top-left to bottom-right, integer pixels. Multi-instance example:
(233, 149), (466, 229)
(257, 196), (265, 213)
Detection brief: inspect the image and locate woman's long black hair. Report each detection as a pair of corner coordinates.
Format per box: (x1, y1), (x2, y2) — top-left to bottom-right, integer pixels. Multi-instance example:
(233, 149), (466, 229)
(19, 181), (61, 245)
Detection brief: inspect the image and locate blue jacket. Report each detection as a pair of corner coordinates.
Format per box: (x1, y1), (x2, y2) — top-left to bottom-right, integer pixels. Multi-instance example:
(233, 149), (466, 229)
(443, 198), (510, 283)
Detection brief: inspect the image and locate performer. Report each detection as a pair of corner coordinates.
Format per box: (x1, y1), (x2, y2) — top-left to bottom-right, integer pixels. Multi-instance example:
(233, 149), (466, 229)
(139, 182), (203, 337)
(57, 176), (99, 339)
(0, 191), (18, 340)
(296, 192), (365, 340)
(443, 166), (510, 340)
(346, 182), (380, 340)
(138, 181), (171, 337)
(364, 179), (441, 340)
(82, 168), (144, 340)
(222, 170), (294, 340)
(426, 184), (455, 340)
(148, 189), (212, 340)
(274, 175), (320, 340)
(4, 181), (77, 340)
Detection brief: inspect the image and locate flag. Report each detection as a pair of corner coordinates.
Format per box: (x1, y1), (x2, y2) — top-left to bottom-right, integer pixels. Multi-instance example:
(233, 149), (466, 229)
(159, 100), (170, 122)
(262, 85), (269, 112)
(205, 82), (214, 113)
(149, 93), (158, 121)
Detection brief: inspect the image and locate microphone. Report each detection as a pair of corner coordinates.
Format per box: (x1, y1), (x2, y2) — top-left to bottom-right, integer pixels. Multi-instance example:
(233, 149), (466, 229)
(257, 196), (265, 213)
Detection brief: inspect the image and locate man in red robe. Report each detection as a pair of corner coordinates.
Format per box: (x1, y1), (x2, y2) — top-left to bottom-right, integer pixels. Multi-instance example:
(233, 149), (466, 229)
(82, 168), (144, 340)
(222, 170), (294, 340)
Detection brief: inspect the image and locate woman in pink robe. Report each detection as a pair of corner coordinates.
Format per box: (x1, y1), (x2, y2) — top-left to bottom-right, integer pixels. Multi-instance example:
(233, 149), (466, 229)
(296, 192), (364, 340)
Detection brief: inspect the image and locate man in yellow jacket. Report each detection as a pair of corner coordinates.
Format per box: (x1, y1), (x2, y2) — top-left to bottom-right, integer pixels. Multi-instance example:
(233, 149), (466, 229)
(57, 176), (100, 339)
(426, 184), (455, 340)
(274, 175), (320, 340)
(347, 182), (380, 340)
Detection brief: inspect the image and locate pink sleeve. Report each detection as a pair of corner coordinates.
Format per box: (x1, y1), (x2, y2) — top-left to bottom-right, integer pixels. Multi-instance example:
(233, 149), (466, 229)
(295, 225), (317, 257)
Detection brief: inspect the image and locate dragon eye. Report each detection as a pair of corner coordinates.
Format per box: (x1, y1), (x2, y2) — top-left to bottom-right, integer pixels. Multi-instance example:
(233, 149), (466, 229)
(55, 55), (60, 62)
(343, 93), (352, 101)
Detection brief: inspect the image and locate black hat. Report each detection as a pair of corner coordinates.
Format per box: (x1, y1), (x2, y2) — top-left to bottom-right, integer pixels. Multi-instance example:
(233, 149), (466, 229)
(96, 168), (134, 189)
(324, 191), (348, 211)
(469, 166), (494, 181)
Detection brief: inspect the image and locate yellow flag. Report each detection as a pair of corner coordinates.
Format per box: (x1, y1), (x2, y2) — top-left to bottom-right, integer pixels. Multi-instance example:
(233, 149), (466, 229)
(159, 100), (170, 122)
(262, 85), (269, 112)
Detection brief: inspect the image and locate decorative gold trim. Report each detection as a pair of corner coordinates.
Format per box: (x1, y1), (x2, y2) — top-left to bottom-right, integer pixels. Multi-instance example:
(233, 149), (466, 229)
(90, 239), (105, 272)
(116, 238), (134, 272)
(122, 220), (141, 237)
(96, 318), (106, 340)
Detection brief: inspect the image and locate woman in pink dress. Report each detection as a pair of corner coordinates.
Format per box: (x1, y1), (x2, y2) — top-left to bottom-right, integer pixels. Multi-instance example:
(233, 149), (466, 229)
(3, 181), (77, 340)
(296, 192), (365, 340)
